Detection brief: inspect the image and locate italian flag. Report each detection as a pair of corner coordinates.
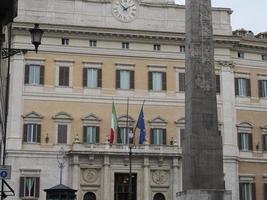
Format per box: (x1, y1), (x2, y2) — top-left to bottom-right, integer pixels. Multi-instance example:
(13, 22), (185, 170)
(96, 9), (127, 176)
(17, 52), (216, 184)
(109, 101), (118, 144)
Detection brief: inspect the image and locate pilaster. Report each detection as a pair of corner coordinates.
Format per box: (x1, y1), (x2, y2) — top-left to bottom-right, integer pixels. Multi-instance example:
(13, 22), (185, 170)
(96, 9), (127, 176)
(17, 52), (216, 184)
(71, 155), (80, 199)
(103, 155), (110, 200)
(143, 157), (150, 200)
(7, 54), (24, 150)
(172, 158), (180, 200)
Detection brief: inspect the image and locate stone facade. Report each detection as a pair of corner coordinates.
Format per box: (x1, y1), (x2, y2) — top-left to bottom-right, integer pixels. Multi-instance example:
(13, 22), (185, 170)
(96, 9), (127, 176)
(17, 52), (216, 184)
(3, 0), (267, 200)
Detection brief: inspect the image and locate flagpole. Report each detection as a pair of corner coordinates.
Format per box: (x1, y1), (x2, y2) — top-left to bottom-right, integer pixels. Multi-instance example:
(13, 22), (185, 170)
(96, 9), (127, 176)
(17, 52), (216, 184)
(126, 97), (133, 200)
(133, 99), (146, 145)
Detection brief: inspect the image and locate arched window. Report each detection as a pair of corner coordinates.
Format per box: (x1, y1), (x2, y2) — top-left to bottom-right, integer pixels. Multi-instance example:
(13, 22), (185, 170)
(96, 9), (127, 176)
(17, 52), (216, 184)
(83, 192), (96, 200)
(153, 193), (165, 200)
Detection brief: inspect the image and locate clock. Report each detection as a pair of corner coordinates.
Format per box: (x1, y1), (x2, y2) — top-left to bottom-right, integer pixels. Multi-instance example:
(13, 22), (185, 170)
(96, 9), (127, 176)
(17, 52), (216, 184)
(112, 0), (138, 23)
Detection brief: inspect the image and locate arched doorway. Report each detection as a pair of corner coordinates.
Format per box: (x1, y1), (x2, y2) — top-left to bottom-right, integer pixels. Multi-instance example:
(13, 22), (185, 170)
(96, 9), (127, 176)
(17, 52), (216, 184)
(153, 193), (165, 200)
(83, 192), (96, 200)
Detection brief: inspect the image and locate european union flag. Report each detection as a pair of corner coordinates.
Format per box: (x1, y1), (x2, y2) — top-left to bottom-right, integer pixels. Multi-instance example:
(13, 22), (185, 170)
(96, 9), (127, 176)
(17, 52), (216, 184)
(137, 107), (146, 144)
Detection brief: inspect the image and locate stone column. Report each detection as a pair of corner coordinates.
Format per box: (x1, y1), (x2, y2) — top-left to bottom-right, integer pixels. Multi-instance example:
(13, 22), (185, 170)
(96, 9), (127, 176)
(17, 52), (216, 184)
(219, 61), (239, 200)
(103, 155), (110, 200)
(71, 155), (80, 198)
(172, 158), (179, 200)
(143, 157), (150, 200)
(7, 54), (24, 150)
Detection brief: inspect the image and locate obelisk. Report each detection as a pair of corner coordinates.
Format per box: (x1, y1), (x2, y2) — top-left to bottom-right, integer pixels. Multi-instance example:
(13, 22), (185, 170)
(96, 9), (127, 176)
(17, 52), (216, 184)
(177, 0), (232, 199)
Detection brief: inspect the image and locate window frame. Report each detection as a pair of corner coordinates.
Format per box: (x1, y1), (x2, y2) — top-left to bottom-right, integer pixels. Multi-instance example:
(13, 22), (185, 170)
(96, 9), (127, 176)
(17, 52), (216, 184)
(83, 126), (100, 144)
(235, 76), (251, 97)
(122, 42), (129, 49)
(19, 175), (40, 198)
(237, 123), (253, 152)
(62, 38), (69, 46)
(148, 71), (167, 92)
(89, 40), (97, 47)
(153, 44), (161, 51)
(116, 69), (135, 90)
(179, 45), (185, 53)
(258, 79), (267, 98)
(238, 51), (245, 59)
(55, 61), (73, 88)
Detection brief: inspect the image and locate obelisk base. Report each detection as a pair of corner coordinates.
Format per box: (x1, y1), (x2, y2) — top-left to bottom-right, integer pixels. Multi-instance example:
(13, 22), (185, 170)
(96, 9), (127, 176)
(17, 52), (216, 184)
(177, 190), (232, 200)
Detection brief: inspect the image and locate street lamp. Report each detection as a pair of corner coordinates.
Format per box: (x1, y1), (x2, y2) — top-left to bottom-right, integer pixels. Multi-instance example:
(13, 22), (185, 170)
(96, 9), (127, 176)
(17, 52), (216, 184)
(57, 147), (66, 185)
(128, 130), (134, 200)
(1, 23), (43, 58)
(29, 24), (44, 53)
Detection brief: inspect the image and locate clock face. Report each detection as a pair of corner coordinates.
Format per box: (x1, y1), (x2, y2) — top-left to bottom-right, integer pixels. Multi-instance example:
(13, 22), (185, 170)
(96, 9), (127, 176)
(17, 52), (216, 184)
(112, 0), (138, 22)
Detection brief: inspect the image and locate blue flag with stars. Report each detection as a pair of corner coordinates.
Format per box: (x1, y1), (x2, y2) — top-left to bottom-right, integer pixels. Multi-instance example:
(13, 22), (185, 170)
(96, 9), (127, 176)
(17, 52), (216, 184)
(137, 107), (146, 144)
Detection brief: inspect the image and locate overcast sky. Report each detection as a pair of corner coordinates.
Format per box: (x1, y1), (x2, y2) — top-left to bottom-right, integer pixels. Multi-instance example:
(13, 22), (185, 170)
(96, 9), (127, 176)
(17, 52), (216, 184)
(174, 0), (267, 34)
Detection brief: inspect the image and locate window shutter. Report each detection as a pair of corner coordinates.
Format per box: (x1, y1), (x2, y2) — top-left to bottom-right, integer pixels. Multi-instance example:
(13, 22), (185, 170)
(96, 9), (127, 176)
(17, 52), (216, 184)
(235, 78), (239, 96)
(162, 129), (167, 145)
(249, 133), (253, 151)
(116, 70), (120, 89)
(83, 68), (87, 87)
(19, 177), (25, 197)
(64, 67), (69, 86)
(24, 65), (30, 84)
(97, 69), (102, 87)
(35, 177), (40, 197)
(40, 65), (45, 85)
(83, 126), (87, 143)
(37, 124), (41, 143)
(247, 79), (251, 96)
(162, 72), (167, 91)
(59, 67), (64, 86)
(130, 70), (135, 89)
(96, 127), (100, 143)
(180, 129), (185, 148)
(23, 124), (27, 142)
(263, 135), (266, 151)
(259, 80), (263, 97)
(251, 183), (256, 200)
(148, 72), (152, 90)
(179, 73), (185, 92)
(238, 132), (241, 150)
(117, 128), (122, 144)
(216, 75), (221, 93)
(58, 125), (67, 144)
(239, 183), (243, 200)
(150, 129), (154, 144)
(264, 183), (267, 200)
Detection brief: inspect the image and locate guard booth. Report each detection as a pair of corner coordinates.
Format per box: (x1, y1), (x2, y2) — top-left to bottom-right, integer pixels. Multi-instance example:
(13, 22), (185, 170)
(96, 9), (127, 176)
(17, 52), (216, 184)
(44, 184), (77, 200)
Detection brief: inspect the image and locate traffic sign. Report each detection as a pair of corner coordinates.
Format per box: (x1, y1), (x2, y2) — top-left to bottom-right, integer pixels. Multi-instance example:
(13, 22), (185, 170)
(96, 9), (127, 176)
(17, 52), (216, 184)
(0, 166), (11, 179)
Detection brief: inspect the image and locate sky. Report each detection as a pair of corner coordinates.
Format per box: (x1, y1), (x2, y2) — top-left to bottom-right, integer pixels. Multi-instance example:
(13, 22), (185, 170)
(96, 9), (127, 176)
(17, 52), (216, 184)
(174, 0), (267, 34)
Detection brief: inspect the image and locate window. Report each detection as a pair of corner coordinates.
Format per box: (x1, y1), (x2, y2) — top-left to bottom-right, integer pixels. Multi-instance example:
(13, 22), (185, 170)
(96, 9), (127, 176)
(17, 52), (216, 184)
(116, 70), (134, 90)
(57, 124), (68, 144)
(179, 45), (185, 53)
(23, 123), (41, 143)
(178, 72), (185, 92)
(235, 77), (251, 97)
(262, 55), (267, 61)
(216, 75), (221, 94)
(58, 66), (70, 86)
(238, 132), (253, 151)
(262, 134), (267, 151)
(24, 64), (44, 85)
(148, 71), (166, 91)
(62, 38), (69, 45)
(153, 193), (166, 200)
(258, 80), (267, 98)
(19, 177), (40, 198)
(239, 182), (256, 200)
(150, 128), (166, 145)
(122, 42), (129, 49)
(89, 40), (97, 47)
(238, 51), (244, 59)
(117, 127), (133, 144)
(83, 68), (102, 88)
(83, 126), (99, 144)
(153, 44), (161, 51)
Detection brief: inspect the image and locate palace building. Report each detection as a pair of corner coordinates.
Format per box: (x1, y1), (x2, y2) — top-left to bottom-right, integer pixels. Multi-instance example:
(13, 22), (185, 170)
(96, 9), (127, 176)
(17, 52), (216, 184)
(3, 0), (267, 200)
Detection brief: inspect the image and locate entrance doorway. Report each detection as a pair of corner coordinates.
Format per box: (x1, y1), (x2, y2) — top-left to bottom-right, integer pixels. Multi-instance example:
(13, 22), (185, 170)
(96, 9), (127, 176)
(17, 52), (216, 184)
(83, 192), (96, 200)
(114, 173), (137, 200)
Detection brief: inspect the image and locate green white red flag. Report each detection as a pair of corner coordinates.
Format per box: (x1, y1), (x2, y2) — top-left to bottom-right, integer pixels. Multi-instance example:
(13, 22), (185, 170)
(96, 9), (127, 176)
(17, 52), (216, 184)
(109, 101), (118, 144)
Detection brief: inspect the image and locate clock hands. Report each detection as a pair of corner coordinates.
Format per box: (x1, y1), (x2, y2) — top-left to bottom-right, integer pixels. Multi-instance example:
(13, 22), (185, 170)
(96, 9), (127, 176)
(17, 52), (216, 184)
(120, 1), (135, 11)
(125, 4), (136, 10)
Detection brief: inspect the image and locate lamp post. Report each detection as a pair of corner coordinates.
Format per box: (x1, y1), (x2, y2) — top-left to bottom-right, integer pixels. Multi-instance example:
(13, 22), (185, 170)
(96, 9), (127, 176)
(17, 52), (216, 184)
(57, 147), (66, 185)
(0, 23), (43, 200)
(1, 23), (43, 58)
(128, 131), (134, 200)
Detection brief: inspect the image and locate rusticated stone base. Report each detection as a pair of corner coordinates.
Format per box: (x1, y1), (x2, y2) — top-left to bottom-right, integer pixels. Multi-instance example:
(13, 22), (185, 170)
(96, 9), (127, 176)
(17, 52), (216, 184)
(177, 190), (232, 200)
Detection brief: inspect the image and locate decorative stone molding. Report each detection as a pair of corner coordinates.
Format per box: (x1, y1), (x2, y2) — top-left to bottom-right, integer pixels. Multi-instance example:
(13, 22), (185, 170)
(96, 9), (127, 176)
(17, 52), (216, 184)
(52, 112), (73, 121)
(215, 61), (235, 71)
(117, 115), (135, 127)
(151, 170), (169, 185)
(82, 169), (99, 184)
(148, 116), (168, 128)
(22, 111), (43, 120)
